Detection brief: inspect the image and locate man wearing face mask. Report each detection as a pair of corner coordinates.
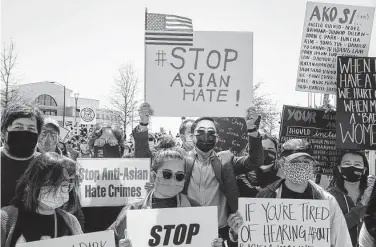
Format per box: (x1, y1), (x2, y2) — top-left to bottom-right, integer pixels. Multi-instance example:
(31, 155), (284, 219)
(1, 104), (44, 208)
(179, 119), (195, 152)
(36, 118), (72, 159)
(183, 108), (264, 247)
(256, 139), (353, 247)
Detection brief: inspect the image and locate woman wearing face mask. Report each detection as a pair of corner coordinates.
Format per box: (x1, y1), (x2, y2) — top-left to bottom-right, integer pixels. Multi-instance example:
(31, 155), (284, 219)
(1, 152), (82, 247)
(88, 123), (125, 158)
(109, 142), (234, 247)
(328, 150), (376, 247)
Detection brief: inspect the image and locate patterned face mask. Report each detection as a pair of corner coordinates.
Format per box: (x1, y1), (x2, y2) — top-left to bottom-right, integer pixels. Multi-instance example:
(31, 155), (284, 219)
(284, 162), (314, 185)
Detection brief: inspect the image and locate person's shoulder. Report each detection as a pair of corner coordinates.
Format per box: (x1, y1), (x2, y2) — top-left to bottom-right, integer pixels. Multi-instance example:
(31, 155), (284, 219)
(182, 194), (201, 207)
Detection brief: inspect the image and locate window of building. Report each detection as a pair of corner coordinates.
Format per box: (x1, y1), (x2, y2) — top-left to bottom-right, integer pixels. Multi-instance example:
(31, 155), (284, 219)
(35, 94), (58, 107)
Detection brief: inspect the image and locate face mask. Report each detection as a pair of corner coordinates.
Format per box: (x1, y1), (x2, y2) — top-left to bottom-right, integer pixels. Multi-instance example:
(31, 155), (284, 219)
(38, 189), (69, 210)
(182, 136), (194, 151)
(284, 162), (314, 185)
(6, 131), (38, 158)
(263, 150), (276, 167)
(195, 132), (217, 153)
(341, 167), (364, 183)
(93, 144), (121, 158)
(38, 133), (59, 152)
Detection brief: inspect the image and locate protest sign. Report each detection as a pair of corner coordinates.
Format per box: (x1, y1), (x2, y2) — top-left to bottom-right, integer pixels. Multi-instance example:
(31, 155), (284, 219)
(77, 158), (149, 207)
(127, 206), (217, 247)
(59, 126), (70, 142)
(336, 56), (376, 150)
(145, 31), (253, 117)
(238, 198), (331, 247)
(296, 1), (374, 94)
(16, 230), (115, 247)
(279, 105), (338, 175)
(80, 106), (96, 125)
(213, 117), (248, 156)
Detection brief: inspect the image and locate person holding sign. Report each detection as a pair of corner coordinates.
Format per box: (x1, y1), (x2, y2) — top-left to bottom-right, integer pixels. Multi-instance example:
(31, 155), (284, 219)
(1, 152), (83, 247)
(359, 180), (376, 247)
(328, 150), (376, 247)
(132, 103), (154, 158)
(183, 107), (263, 247)
(256, 139), (352, 247)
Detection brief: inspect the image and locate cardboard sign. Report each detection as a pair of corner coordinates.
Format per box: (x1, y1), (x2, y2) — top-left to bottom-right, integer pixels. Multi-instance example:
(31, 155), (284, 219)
(145, 31), (253, 117)
(212, 117), (248, 156)
(239, 198), (331, 247)
(127, 207), (218, 247)
(16, 230), (115, 247)
(279, 105), (339, 175)
(336, 56), (376, 150)
(77, 158), (149, 207)
(59, 126), (70, 142)
(296, 1), (374, 94)
(80, 106), (96, 125)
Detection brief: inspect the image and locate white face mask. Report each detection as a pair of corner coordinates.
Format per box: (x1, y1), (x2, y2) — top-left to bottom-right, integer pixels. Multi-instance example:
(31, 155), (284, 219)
(38, 187), (69, 210)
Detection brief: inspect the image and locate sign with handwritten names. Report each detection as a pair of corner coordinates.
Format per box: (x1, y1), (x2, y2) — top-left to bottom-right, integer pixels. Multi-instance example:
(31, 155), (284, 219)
(127, 207), (218, 247)
(145, 31), (253, 117)
(77, 158), (150, 207)
(296, 1), (374, 94)
(213, 117), (248, 156)
(238, 198), (331, 247)
(336, 56), (376, 150)
(279, 105), (339, 175)
(16, 230), (115, 247)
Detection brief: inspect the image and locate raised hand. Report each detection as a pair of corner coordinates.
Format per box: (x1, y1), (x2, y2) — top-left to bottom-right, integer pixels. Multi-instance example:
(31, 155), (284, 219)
(211, 238), (223, 247)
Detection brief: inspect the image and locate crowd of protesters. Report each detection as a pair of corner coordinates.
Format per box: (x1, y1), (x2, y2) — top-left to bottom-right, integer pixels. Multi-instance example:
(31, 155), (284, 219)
(1, 103), (375, 247)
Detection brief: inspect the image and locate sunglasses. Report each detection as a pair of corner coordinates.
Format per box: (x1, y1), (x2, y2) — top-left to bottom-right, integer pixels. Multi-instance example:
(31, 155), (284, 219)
(158, 169), (186, 182)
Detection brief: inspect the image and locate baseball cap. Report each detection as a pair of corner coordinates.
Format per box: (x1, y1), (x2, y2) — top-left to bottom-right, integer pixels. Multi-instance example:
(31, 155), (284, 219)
(43, 118), (60, 134)
(280, 139), (313, 157)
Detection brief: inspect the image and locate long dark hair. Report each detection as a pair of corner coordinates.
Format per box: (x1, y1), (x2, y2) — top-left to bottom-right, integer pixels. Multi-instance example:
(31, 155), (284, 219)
(11, 152), (80, 213)
(330, 150), (369, 196)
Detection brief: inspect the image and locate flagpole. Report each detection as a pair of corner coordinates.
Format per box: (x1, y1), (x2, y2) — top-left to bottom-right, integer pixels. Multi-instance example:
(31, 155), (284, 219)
(144, 7), (148, 102)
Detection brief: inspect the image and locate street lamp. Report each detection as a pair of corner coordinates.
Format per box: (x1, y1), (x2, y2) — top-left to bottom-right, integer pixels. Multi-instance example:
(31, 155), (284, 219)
(74, 93), (80, 126)
(48, 81), (66, 127)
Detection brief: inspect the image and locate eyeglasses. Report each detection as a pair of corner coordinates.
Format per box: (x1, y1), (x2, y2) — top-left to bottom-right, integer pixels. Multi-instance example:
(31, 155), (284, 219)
(157, 169), (186, 182)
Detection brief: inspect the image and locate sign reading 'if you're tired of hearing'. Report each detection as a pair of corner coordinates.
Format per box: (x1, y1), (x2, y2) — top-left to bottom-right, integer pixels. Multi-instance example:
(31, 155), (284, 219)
(145, 31), (253, 117)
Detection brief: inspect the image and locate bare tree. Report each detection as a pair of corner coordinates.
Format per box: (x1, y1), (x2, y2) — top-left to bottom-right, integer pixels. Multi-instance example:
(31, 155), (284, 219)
(253, 81), (280, 137)
(1, 41), (24, 111)
(108, 63), (140, 135)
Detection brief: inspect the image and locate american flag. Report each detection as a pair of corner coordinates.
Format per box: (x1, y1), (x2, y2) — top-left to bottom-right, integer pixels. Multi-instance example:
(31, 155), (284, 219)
(145, 13), (193, 46)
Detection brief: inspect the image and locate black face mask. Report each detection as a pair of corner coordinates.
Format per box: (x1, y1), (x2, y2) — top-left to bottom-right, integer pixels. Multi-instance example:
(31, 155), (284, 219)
(93, 145), (121, 158)
(341, 167), (364, 183)
(195, 132), (217, 153)
(6, 131), (38, 158)
(264, 150), (276, 166)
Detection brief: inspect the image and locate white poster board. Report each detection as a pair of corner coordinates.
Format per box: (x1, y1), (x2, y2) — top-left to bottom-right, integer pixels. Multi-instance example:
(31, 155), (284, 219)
(296, 1), (374, 94)
(239, 198), (331, 247)
(127, 207), (218, 247)
(145, 31), (253, 117)
(80, 106), (97, 125)
(77, 158), (149, 207)
(16, 230), (115, 247)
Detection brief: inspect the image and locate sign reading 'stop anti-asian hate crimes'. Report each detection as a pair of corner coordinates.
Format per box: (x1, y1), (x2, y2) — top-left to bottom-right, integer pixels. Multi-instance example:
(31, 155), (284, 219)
(77, 158), (149, 207)
(336, 57), (376, 150)
(296, 2), (374, 94)
(279, 105), (338, 175)
(16, 230), (115, 247)
(145, 31), (253, 117)
(127, 207), (218, 247)
(239, 198), (331, 247)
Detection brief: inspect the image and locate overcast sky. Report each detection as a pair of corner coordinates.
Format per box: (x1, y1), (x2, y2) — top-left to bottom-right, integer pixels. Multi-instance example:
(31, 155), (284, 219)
(2, 0), (376, 135)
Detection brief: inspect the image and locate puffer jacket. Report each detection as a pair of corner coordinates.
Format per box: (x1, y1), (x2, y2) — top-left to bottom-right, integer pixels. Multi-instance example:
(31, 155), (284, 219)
(257, 179), (353, 247)
(328, 186), (367, 247)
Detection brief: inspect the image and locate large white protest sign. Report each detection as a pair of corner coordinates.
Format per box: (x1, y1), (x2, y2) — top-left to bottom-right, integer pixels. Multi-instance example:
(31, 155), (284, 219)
(80, 106), (96, 125)
(239, 198), (331, 247)
(296, 1), (374, 94)
(77, 158), (149, 207)
(145, 31), (253, 117)
(127, 207), (218, 247)
(16, 230), (115, 247)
